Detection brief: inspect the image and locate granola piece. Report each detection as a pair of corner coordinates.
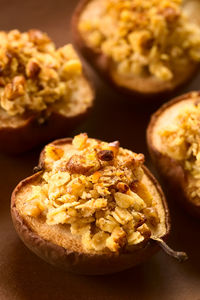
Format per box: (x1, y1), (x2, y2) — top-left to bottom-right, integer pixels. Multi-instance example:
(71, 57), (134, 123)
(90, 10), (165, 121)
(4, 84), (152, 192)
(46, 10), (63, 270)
(114, 192), (135, 208)
(106, 226), (126, 252)
(72, 133), (88, 150)
(66, 154), (93, 175)
(137, 223), (151, 239)
(26, 59), (41, 78)
(3, 76), (25, 101)
(96, 215), (118, 233)
(127, 190), (146, 211)
(91, 231), (109, 251)
(45, 145), (64, 161)
(128, 231), (144, 245)
(112, 207), (133, 225)
(143, 207), (160, 226)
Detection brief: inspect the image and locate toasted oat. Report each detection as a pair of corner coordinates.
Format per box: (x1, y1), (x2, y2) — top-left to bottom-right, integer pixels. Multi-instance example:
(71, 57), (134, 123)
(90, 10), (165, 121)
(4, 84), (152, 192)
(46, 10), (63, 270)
(0, 30), (84, 116)
(25, 134), (160, 252)
(160, 101), (200, 202)
(79, 0), (200, 80)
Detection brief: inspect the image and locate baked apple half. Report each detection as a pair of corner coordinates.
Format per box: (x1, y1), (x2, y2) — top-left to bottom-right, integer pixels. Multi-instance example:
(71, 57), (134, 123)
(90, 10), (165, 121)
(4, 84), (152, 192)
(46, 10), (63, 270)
(0, 30), (94, 153)
(147, 91), (200, 217)
(72, 0), (200, 99)
(11, 134), (187, 275)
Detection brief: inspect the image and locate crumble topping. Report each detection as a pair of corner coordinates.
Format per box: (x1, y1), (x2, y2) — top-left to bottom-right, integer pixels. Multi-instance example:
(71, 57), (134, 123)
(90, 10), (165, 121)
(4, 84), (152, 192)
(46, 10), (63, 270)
(0, 30), (85, 116)
(79, 0), (200, 81)
(23, 134), (160, 253)
(159, 94), (200, 204)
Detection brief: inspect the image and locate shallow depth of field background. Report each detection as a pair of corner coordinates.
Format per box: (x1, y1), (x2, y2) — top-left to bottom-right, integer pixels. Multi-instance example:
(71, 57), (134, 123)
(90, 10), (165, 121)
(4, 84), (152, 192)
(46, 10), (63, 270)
(0, 1), (200, 299)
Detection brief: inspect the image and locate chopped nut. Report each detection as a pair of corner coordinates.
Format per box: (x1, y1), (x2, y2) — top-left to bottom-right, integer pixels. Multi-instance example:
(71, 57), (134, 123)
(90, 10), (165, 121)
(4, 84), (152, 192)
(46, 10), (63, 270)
(132, 212), (146, 228)
(66, 177), (85, 197)
(106, 226), (126, 252)
(143, 207), (160, 227)
(72, 133), (88, 150)
(4, 76), (25, 100)
(97, 150), (114, 161)
(45, 145), (64, 161)
(137, 223), (151, 239)
(122, 153), (144, 169)
(116, 182), (129, 193)
(26, 60), (41, 78)
(66, 154), (93, 175)
(96, 215), (118, 233)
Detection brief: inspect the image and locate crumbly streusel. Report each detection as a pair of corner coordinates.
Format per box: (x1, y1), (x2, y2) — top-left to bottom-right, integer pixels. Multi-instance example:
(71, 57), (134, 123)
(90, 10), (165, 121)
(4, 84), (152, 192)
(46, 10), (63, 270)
(160, 96), (200, 203)
(0, 30), (84, 116)
(79, 0), (200, 80)
(23, 134), (160, 253)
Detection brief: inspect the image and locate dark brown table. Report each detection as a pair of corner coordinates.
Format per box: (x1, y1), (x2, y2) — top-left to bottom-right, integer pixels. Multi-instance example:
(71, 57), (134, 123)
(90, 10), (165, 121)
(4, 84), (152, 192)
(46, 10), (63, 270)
(0, 1), (200, 299)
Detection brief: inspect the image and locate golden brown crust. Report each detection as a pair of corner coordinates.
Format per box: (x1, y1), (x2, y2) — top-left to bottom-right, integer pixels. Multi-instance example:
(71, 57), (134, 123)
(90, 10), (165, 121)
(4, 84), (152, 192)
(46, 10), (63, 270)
(11, 137), (170, 275)
(72, 0), (199, 101)
(147, 91), (200, 217)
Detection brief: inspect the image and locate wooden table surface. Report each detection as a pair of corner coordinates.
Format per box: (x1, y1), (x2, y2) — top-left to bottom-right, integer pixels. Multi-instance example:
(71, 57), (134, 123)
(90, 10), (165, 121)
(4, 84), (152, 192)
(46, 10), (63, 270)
(0, 1), (200, 299)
